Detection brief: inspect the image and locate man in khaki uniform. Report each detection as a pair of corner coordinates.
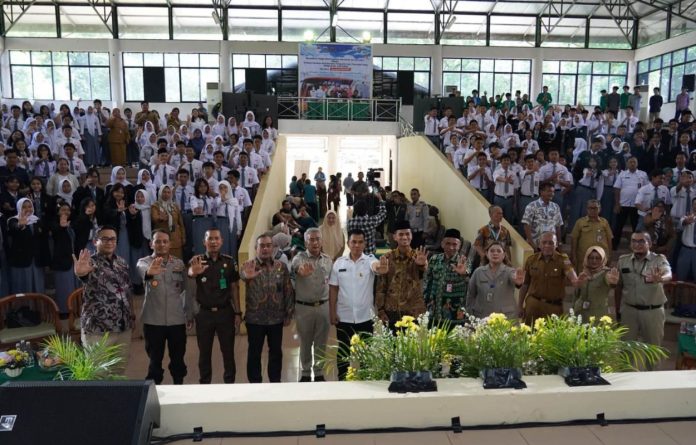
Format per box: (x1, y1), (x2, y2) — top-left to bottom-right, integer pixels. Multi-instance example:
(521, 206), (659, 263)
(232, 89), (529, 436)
(519, 231), (584, 325)
(569, 199), (613, 269)
(615, 231), (671, 347)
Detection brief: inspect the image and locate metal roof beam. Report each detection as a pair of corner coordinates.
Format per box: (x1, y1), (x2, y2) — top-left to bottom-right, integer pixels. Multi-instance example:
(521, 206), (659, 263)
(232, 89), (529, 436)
(539, 0), (580, 43)
(86, 0), (114, 35)
(633, 0), (696, 24)
(598, 0), (635, 45)
(1, 0), (37, 36)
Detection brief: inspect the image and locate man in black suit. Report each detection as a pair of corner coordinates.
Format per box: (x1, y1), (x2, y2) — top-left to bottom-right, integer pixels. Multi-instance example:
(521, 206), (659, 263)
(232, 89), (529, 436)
(71, 167), (105, 220)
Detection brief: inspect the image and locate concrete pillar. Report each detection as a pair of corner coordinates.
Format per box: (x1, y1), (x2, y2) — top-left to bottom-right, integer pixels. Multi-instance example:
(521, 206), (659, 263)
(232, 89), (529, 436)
(108, 39), (123, 106)
(219, 40), (231, 92)
(431, 45), (443, 96)
(531, 55), (543, 99)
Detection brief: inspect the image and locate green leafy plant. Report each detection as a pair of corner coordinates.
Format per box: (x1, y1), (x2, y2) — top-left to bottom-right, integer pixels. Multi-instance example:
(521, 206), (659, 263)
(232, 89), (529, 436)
(42, 334), (125, 381)
(449, 313), (535, 377)
(343, 315), (456, 381)
(531, 313), (669, 373)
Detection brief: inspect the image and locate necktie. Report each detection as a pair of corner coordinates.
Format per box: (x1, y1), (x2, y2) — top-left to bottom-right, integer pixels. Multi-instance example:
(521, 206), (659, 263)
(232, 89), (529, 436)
(232, 187), (236, 197)
(13, 120), (17, 131)
(504, 168), (509, 194)
(179, 187), (186, 210)
(653, 186), (659, 206)
(43, 160), (49, 177)
(90, 186), (96, 200)
(161, 166), (167, 185)
(69, 158), (75, 174)
(241, 167), (246, 188)
(590, 171), (595, 189)
(686, 188), (692, 217)
(189, 163), (194, 179)
(527, 173), (533, 195)
(479, 169), (483, 189)
(217, 169), (222, 181)
(224, 202), (229, 218)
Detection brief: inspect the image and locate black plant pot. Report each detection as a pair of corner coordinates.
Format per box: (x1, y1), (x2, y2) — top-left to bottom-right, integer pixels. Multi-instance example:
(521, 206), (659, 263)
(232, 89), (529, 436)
(558, 366), (610, 386)
(480, 367), (526, 389)
(388, 370), (438, 393)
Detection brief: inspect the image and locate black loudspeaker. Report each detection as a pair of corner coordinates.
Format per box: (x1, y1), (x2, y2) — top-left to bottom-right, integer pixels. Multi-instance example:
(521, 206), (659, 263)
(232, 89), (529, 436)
(245, 68), (268, 94)
(143, 67), (166, 103)
(683, 74), (695, 92)
(397, 71), (415, 105)
(222, 92), (250, 122)
(0, 380), (160, 445)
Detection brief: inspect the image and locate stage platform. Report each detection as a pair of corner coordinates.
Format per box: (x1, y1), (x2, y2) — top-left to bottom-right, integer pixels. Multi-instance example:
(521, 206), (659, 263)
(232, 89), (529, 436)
(154, 371), (696, 438)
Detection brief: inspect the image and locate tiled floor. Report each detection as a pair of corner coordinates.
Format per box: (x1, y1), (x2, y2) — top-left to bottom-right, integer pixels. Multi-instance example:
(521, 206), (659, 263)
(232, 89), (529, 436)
(162, 421), (696, 445)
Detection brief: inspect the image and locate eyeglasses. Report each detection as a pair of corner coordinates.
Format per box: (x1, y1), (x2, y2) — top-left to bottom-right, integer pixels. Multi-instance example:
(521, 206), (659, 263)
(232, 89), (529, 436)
(631, 239), (647, 244)
(98, 237), (117, 243)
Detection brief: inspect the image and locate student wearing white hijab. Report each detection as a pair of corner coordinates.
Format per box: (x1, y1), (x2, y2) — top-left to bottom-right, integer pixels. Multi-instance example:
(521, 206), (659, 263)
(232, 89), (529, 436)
(138, 120), (156, 147)
(212, 114), (227, 139)
(214, 179), (241, 257)
(136, 169), (158, 204)
(105, 165), (134, 200)
(7, 198), (44, 294)
(56, 177), (75, 206)
(79, 106), (103, 167)
(129, 189), (152, 293)
(242, 111), (261, 136)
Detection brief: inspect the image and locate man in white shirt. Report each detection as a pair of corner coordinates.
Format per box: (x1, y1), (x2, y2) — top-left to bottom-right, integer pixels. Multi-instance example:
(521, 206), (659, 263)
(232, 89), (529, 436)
(181, 146), (203, 181)
(64, 143), (87, 178)
(671, 170), (695, 228)
(152, 149), (177, 189)
(329, 228), (388, 380)
(612, 156), (649, 249)
(677, 198), (696, 281)
(635, 169), (672, 229)
(619, 106), (639, 134)
(55, 125), (85, 158)
(493, 153), (519, 223)
(227, 169), (253, 227)
(424, 107), (440, 147)
(468, 151), (493, 203)
(517, 154), (541, 231)
(3, 105), (23, 133)
(237, 151), (260, 200)
(538, 148), (571, 209)
(212, 151), (230, 182)
(169, 141), (188, 170)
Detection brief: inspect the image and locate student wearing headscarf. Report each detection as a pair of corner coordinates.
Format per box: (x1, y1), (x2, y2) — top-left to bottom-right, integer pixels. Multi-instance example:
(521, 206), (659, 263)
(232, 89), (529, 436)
(55, 177), (75, 209)
(319, 210), (344, 261)
(189, 128), (206, 157)
(7, 198), (45, 293)
(79, 106), (103, 167)
(214, 180), (241, 257)
(105, 166), (134, 201)
(135, 169), (158, 204)
(572, 246), (619, 320)
(152, 184), (186, 260)
(45, 158), (80, 197)
(242, 111), (261, 136)
(212, 114), (227, 139)
(226, 117), (239, 139)
(51, 202), (79, 315)
(128, 189), (152, 293)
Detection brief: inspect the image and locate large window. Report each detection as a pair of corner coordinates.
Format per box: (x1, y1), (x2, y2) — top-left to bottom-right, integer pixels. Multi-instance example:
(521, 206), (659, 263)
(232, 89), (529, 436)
(122, 53), (219, 103)
(231, 54), (298, 95)
(637, 44), (696, 103)
(373, 56), (431, 98)
(442, 58), (531, 99)
(541, 61), (628, 107)
(9, 50), (111, 101)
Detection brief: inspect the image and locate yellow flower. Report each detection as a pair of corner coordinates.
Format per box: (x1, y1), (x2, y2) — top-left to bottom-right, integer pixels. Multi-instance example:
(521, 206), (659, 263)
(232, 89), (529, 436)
(589, 316), (596, 324)
(600, 315), (612, 324)
(534, 317), (546, 331)
(487, 313), (508, 326)
(346, 366), (357, 381)
(519, 323), (532, 333)
(350, 334), (361, 346)
(395, 315), (416, 329)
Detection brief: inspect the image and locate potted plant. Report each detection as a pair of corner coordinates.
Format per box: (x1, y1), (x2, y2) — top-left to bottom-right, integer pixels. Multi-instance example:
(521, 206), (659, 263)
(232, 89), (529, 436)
(341, 314), (454, 392)
(0, 349), (31, 378)
(449, 313), (532, 389)
(42, 334), (124, 381)
(531, 313), (668, 386)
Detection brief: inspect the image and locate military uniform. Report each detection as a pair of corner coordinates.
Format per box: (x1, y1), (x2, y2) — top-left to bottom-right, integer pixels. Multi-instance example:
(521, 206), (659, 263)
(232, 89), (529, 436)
(190, 253), (240, 384)
(522, 251), (574, 325)
(617, 252), (670, 346)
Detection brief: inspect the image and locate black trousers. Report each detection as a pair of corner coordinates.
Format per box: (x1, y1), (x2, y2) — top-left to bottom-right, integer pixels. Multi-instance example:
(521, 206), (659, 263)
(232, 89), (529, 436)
(143, 323), (187, 384)
(246, 323), (284, 383)
(336, 320), (373, 381)
(613, 206), (639, 249)
(195, 307), (236, 384)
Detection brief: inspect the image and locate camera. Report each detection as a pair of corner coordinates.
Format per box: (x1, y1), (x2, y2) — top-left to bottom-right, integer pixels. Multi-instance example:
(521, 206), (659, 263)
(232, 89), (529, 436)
(366, 168), (383, 188)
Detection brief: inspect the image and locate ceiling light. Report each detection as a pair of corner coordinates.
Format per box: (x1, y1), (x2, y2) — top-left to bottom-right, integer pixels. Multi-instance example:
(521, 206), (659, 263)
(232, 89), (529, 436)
(361, 31), (372, 43)
(304, 30), (315, 41)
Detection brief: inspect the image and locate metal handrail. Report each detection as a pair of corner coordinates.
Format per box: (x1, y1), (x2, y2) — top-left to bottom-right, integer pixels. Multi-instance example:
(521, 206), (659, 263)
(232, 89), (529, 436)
(399, 115), (416, 137)
(276, 96), (401, 122)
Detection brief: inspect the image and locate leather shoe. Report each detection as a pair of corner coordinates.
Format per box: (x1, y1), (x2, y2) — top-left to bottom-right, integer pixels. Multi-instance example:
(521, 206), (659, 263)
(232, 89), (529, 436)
(299, 376), (311, 382)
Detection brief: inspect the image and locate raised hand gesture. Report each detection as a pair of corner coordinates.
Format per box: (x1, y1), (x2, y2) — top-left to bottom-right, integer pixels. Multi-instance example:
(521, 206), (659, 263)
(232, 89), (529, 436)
(606, 267), (620, 285)
(72, 249), (94, 277)
(512, 268), (525, 286)
(147, 256), (165, 277)
(414, 246), (428, 267)
(242, 259), (260, 280)
(128, 204), (137, 215)
(17, 212), (29, 227)
(646, 267), (663, 284)
(577, 271), (590, 285)
(297, 262), (315, 278)
(375, 255), (389, 274)
(452, 255), (468, 275)
(117, 199), (126, 212)
(189, 255), (208, 277)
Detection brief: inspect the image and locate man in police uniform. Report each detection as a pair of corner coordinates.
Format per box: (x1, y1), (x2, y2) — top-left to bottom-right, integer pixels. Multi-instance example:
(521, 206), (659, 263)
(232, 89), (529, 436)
(290, 228), (333, 382)
(137, 229), (192, 384)
(518, 231), (585, 325)
(615, 231), (671, 348)
(188, 228), (241, 384)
